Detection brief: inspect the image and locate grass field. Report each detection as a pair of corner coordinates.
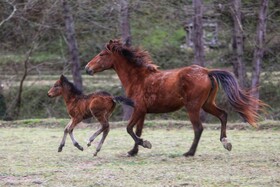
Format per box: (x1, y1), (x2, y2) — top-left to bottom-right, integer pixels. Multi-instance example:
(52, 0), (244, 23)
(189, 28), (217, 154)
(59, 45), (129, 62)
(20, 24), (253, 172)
(0, 120), (279, 186)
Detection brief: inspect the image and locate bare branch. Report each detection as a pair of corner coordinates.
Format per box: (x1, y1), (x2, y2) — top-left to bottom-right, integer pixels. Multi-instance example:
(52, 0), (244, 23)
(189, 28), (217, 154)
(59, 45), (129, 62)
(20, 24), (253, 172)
(0, 0), (17, 27)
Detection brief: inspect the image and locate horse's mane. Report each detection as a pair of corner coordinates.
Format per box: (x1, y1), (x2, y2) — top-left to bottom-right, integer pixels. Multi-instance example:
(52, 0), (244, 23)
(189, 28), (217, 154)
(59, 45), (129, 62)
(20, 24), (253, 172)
(106, 39), (159, 72)
(61, 75), (83, 95)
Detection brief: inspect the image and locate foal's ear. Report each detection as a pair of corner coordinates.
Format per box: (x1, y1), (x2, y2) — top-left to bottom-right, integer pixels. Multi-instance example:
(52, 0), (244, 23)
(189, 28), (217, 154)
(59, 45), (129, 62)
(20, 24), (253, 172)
(60, 75), (67, 82)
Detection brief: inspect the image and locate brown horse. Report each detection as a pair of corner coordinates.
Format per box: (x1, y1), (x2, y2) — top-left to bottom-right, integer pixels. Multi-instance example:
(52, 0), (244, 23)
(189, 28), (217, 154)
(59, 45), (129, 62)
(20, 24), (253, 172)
(85, 39), (266, 157)
(47, 75), (134, 156)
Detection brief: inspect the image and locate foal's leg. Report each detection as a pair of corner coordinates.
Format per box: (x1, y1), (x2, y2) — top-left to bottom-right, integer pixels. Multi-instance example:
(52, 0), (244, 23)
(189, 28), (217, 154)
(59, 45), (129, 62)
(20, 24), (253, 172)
(88, 112), (111, 156)
(67, 120), (83, 151)
(203, 103), (232, 151)
(58, 120), (72, 152)
(87, 125), (106, 147)
(184, 109), (204, 157)
(126, 111), (151, 153)
(127, 116), (145, 156)
(93, 124), (109, 156)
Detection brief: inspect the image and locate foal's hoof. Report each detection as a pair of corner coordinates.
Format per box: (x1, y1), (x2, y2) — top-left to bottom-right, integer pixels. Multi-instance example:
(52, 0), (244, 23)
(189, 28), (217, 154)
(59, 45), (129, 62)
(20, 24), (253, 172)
(58, 145), (63, 152)
(142, 140), (152, 149)
(74, 143), (84, 151)
(87, 142), (91, 147)
(93, 151), (98, 157)
(222, 138), (232, 151)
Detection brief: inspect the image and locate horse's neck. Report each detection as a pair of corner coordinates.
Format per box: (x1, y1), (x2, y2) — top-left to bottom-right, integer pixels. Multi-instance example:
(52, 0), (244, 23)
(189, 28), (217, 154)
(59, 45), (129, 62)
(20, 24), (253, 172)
(113, 63), (144, 95)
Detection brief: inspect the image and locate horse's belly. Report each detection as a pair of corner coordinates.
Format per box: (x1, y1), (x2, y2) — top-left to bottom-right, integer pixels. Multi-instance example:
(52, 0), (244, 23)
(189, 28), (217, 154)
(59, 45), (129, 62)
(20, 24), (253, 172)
(146, 97), (184, 113)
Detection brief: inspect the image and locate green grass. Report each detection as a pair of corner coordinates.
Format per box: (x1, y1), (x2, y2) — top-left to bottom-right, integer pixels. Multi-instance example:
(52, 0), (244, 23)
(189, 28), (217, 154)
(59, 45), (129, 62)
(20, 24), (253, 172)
(0, 120), (279, 186)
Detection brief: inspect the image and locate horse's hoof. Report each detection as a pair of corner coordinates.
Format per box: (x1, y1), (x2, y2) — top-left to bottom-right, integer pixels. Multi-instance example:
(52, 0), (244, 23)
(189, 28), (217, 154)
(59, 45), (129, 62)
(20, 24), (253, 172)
(223, 142), (232, 151)
(222, 138), (232, 151)
(127, 149), (138, 157)
(87, 142), (91, 147)
(93, 152), (98, 157)
(126, 152), (136, 157)
(142, 140), (152, 149)
(79, 146), (84, 151)
(183, 152), (194, 157)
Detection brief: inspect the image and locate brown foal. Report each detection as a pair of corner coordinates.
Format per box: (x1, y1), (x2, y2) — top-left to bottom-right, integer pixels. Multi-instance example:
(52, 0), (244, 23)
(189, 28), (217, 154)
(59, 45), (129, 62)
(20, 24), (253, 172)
(47, 75), (134, 156)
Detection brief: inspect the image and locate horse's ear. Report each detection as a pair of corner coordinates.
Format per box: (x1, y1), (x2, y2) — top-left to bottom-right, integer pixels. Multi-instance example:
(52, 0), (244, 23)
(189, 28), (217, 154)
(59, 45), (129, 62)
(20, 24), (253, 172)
(109, 39), (113, 44)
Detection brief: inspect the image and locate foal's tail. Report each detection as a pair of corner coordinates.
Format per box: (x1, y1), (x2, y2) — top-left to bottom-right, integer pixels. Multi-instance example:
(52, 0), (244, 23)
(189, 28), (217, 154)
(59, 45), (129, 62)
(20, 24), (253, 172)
(208, 70), (267, 127)
(113, 96), (135, 107)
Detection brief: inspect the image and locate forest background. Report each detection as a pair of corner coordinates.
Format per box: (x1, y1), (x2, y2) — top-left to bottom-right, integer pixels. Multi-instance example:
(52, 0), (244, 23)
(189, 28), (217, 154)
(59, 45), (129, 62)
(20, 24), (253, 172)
(0, 0), (279, 122)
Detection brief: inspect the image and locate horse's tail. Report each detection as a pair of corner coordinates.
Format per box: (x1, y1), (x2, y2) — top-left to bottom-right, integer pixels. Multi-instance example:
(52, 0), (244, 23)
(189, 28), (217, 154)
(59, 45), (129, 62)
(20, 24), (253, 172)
(208, 70), (266, 127)
(113, 96), (134, 107)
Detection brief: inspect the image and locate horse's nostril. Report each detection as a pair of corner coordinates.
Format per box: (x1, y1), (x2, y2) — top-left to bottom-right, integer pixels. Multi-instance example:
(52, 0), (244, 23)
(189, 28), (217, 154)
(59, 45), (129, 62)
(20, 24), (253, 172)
(85, 67), (93, 75)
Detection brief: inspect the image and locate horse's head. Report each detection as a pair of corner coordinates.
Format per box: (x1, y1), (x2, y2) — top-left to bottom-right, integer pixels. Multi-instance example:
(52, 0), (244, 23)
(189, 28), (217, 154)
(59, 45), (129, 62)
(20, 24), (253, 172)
(85, 41), (117, 75)
(47, 75), (65, 98)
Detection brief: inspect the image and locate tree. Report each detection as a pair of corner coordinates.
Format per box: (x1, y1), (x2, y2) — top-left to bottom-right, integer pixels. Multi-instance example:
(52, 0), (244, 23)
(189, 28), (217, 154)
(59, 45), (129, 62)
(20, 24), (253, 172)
(61, 0), (83, 91)
(119, 0), (133, 120)
(230, 0), (246, 88)
(192, 0), (205, 66)
(251, 0), (269, 101)
(119, 0), (132, 46)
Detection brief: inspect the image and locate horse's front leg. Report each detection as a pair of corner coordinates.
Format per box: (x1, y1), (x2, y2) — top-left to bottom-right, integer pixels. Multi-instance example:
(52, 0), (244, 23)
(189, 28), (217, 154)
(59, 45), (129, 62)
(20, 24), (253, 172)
(127, 116), (145, 156)
(127, 112), (151, 156)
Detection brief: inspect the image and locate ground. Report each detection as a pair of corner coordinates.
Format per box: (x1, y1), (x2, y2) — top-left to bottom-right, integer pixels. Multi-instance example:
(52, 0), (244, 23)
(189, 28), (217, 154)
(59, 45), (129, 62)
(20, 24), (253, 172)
(0, 120), (279, 186)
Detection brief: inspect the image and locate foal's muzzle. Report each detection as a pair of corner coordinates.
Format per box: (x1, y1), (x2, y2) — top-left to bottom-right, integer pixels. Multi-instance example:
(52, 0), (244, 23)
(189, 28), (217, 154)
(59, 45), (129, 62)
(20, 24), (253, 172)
(85, 66), (94, 75)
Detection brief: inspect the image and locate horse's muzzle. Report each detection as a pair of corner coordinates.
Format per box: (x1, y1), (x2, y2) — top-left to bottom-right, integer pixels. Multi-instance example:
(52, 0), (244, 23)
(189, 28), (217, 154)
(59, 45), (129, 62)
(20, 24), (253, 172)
(85, 66), (94, 75)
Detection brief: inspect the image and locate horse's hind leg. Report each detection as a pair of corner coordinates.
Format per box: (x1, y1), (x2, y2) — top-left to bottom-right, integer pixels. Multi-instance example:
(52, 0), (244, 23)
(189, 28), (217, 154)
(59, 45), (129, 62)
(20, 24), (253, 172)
(203, 102), (232, 151)
(184, 109), (204, 157)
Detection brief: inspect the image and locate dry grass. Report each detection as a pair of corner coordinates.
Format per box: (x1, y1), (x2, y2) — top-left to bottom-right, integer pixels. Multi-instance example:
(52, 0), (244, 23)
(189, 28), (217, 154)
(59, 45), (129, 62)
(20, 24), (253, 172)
(0, 120), (279, 186)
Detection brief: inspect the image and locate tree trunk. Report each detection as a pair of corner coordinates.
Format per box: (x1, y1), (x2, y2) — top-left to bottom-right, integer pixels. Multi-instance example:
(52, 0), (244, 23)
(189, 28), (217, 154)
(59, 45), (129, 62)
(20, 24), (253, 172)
(62, 0), (83, 91)
(230, 0), (246, 88)
(251, 0), (269, 100)
(119, 0), (132, 46)
(192, 0), (207, 121)
(119, 0), (133, 120)
(192, 0), (205, 67)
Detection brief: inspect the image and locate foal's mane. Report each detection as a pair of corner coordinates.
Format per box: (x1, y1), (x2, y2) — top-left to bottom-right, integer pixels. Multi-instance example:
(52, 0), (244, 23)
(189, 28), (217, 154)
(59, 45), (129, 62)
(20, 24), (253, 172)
(106, 39), (159, 72)
(61, 75), (83, 95)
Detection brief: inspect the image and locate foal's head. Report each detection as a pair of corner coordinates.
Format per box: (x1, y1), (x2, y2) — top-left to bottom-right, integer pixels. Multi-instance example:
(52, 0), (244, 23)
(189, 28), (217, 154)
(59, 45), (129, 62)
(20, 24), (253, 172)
(47, 75), (82, 98)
